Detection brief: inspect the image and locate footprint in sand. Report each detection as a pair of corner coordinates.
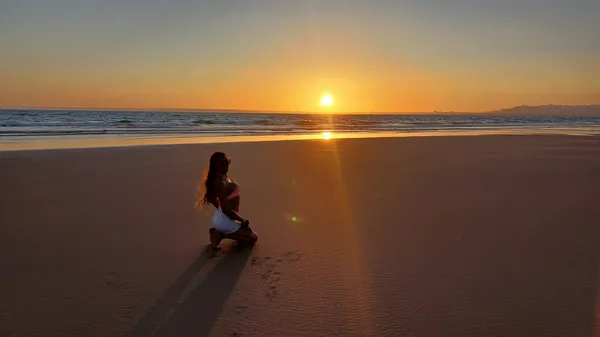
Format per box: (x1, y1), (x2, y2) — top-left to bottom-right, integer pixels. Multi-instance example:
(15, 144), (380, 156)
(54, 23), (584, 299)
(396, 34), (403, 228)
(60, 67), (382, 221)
(235, 304), (248, 314)
(251, 256), (272, 267)
(266, 290), (278, 301)
(250, 251), (303, 301)
(260, 269), (273, 280)
(284, 250), (301, 263)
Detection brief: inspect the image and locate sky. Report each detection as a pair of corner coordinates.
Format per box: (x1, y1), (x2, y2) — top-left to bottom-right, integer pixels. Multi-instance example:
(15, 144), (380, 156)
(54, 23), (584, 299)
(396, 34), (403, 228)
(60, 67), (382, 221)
(1, 0), (599, 113)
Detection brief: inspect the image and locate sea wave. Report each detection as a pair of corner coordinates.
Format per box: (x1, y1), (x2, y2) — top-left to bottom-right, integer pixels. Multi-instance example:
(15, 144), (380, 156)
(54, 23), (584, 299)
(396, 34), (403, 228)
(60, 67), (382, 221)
(1, 109), (600, 139)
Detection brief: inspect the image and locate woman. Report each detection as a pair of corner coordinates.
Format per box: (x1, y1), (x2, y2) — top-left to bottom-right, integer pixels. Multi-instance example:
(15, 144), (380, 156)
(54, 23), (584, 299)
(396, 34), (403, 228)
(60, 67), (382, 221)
(197, 151), (258, 250)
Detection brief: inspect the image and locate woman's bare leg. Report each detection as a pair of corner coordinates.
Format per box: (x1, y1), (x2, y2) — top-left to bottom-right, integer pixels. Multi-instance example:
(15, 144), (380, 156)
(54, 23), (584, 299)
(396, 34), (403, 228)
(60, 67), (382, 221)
(227, 226), (258, 247)
(209, 228), (225, 249)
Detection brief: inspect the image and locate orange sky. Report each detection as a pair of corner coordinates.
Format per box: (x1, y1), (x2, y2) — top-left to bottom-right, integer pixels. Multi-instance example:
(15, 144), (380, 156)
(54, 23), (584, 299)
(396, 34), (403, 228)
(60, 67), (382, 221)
(1, 1), (599, 113)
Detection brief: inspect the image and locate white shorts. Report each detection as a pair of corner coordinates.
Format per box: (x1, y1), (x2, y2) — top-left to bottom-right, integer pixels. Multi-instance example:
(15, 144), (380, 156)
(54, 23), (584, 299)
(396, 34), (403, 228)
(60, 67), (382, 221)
(212, 208), (241, 234)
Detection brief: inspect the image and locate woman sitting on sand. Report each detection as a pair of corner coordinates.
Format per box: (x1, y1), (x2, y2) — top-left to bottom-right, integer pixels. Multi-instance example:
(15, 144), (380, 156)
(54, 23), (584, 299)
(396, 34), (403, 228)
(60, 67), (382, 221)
(198, 151), (258, 249)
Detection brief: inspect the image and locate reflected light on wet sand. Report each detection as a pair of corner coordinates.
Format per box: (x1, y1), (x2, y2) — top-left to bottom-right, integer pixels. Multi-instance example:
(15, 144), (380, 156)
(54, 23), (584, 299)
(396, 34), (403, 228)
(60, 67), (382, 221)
(0, 129), (593, 152)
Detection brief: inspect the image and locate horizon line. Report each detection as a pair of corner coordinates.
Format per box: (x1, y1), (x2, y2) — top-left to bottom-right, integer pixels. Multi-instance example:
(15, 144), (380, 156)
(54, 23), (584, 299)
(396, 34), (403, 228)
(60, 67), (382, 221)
(1, 104), (599, 115)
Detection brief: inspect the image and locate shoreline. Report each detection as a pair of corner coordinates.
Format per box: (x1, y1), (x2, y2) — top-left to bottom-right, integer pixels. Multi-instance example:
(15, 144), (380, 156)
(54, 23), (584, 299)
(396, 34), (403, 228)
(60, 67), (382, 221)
(1, 128), (598, 152)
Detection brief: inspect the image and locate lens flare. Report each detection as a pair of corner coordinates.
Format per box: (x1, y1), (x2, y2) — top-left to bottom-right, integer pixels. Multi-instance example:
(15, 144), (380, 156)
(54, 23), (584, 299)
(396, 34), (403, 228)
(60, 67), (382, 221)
(323, 132), (332, 140)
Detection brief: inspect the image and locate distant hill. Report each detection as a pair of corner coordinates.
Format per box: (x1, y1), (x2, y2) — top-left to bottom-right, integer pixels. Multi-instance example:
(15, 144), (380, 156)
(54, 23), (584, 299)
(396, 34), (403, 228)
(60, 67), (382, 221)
(488, 105), (600, 116)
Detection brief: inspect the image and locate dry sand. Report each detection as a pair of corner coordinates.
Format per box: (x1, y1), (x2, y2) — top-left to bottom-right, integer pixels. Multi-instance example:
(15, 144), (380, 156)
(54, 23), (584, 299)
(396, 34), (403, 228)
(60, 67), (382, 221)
(1, 135), (600, 337)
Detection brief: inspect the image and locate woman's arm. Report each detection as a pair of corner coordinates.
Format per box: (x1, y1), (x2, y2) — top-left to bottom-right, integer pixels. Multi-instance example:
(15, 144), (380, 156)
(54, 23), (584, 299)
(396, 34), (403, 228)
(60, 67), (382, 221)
(214, 180), (247, 223)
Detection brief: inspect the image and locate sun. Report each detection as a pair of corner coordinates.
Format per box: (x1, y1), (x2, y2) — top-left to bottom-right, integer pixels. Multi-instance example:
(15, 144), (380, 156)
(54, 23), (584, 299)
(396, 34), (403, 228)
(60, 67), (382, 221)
(322, 131), (332, 140)
(320, 94), (334, 107)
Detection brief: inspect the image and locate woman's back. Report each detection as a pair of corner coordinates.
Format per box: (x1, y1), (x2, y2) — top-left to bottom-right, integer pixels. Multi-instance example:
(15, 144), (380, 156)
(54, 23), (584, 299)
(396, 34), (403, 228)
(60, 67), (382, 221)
(214, 176), (240, 211)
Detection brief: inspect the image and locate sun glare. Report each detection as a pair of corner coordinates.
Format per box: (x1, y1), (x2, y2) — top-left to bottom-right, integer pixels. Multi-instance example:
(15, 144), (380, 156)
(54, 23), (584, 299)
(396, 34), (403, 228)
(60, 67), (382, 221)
(322, 131), (332, 140)
(320, 94), (334, 107)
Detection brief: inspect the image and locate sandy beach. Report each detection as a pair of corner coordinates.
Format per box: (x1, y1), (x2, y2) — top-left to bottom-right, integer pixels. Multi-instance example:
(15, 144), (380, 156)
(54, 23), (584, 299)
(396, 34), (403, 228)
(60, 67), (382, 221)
(1, 134), (600, 337)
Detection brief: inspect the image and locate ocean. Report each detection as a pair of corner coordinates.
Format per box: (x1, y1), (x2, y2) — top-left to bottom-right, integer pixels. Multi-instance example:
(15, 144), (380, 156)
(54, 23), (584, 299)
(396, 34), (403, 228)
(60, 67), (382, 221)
(1, 109), (600, 141)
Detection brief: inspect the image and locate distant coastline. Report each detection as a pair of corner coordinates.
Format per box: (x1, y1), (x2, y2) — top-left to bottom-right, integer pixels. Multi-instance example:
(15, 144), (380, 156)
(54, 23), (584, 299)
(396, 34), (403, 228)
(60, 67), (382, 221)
(485, 104), (600, 116)
(1, 104), (600, 116)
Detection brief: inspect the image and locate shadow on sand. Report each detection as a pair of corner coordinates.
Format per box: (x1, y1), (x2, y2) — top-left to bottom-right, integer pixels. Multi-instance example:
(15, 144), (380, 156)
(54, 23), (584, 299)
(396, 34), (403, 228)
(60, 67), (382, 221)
(129, 245), (253, 337)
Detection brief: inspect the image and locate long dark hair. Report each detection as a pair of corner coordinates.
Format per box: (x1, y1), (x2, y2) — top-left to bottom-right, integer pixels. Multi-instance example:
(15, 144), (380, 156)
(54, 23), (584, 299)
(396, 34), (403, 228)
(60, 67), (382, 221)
(196, 151), (225, 209)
